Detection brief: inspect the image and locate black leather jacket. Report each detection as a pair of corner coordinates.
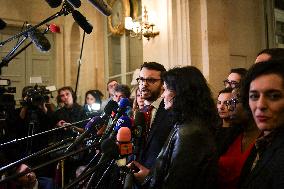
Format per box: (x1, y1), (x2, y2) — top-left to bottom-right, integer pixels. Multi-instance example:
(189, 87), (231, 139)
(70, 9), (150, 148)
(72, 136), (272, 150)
(145, 119), (218, 189)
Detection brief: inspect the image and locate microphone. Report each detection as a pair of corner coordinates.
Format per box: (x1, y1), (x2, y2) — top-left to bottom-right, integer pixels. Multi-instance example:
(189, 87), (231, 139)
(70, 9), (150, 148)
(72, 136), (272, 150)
(65, 116), (103, 153)
(0, 19), (7, 30)
(100, 98), (130, 141)
(113, 98), (130, 121)
(27, 25), (51, 52)
(98, 138), (119, 164)
(48, 23), (60, 33)
(65, 100), (117, 153)
(45, 0), (62, 8)
(110, 115), (132, 139)
(114, 115), (132, 132)
(116, 127), (134, 189)
(132, 111), (146, 159)
(116, 127), (133, 156)
(72, 10), (93, 34)
(87, 0), (112, 16)
(66, 0), (81, 8)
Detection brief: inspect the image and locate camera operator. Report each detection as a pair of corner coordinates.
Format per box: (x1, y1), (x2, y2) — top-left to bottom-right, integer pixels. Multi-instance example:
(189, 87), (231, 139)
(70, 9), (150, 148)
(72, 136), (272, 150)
(11, 86), (56, 178)
(16, 86), (54, 154)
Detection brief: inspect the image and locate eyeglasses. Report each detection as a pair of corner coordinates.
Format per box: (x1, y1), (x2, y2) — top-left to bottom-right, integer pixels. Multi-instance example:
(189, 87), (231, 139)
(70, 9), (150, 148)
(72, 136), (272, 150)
(223, 100), (231, 107)
(226, 98), (240, 111)
(136, 77), (162, 84)
(223, 79), (240, 88)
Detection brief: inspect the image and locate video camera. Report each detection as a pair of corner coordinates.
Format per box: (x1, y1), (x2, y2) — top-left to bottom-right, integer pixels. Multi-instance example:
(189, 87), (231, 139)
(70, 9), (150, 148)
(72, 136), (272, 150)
(21, 85), (51, 109)
(0, 78), (16, 95)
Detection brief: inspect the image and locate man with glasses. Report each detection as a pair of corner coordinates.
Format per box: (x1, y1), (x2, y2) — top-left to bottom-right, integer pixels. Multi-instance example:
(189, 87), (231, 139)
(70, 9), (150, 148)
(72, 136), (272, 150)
(129, 62), (172, 186)
(224, 68), (247, 89)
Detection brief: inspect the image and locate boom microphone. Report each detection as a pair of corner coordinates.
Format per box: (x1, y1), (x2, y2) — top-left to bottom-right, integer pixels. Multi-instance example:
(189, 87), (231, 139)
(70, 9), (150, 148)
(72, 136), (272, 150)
(66, 0), (81, 8)
(87, 0), (112, 16)
(27, 25), (51, 52)
(72, 10), (93, 34)
(45, 0), (62, 8)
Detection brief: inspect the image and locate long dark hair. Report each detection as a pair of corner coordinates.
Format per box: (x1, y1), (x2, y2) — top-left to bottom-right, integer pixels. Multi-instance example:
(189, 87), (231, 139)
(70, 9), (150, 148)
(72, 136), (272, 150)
(162, 66), (218, 127)
(85, 90), (103, 105)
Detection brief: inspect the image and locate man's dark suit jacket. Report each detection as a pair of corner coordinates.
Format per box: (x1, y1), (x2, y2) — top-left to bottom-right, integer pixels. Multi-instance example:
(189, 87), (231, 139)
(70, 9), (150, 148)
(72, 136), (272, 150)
(239, 127), (284, 189)
(139, 101), (173, 169)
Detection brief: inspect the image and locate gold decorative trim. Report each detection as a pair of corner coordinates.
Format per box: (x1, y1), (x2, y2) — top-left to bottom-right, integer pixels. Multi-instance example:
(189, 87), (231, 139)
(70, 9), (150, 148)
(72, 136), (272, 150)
(108, 0), (130, 36)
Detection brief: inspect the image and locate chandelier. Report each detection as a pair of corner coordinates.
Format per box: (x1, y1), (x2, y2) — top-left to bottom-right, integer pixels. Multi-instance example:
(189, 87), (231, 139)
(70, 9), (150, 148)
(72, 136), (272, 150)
(124, 6), (160, 40)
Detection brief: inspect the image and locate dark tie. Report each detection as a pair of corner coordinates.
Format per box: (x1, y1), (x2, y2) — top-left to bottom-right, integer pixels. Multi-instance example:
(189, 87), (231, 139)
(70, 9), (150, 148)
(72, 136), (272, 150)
(143, 105), (154, 137)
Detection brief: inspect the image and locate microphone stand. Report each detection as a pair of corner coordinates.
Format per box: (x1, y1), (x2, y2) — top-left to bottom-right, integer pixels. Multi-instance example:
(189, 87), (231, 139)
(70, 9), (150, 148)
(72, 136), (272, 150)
(63, 158), (112, 189)
(0, 27), (49, 68)
(0, 142), (97, 184)
(0, 118), (90, 147)
(0, 35), (28, 68)
(0, 1), (74, 69)
(74, 31), (86, 95)
(91, 159), (116, 189)
(77, 151), (100, 177)
(0, 137), (74, 174)
(0, 2), (72, 47)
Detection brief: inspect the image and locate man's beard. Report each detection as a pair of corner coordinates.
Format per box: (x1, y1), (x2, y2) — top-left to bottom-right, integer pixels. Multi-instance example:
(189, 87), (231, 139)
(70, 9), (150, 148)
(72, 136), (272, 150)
(141, 88), (161, 102)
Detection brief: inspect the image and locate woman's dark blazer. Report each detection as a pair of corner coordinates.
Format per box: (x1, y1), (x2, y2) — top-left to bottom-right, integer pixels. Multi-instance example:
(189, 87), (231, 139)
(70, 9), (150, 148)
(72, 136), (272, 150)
(239, 128), (284, 189)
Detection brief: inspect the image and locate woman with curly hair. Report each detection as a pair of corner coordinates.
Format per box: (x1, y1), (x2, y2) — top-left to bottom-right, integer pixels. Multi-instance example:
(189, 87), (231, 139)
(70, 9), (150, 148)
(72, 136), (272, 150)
(131, 66), (218, 189)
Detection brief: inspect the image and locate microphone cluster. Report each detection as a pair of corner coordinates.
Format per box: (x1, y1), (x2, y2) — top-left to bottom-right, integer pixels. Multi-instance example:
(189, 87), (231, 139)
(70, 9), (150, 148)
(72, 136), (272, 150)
(65, 98), (146, 188)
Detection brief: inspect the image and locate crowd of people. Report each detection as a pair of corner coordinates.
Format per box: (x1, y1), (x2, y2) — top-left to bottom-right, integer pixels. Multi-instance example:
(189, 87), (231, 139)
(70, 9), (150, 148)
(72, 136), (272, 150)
(0, 48), (284, 189)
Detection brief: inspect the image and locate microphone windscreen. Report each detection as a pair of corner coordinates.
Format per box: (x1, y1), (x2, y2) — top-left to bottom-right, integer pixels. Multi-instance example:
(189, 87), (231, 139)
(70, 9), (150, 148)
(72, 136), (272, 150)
(100, 138), (119, 161)
(66, 0), (81, 8)
(0, 19), (7, 30)
(84, 116), (102, 130)
(118, 98), (130, 109)
(45, 0), (62, 8)
(72, 10), (93, 34)
(114, 116), (131, 132)
(27, 26), (51, 52)
(117, 127), (131, 142)
(87, 0), (112, 16)
(49, 23), (60, 33)
(134, 112), (146, 126)
(104, 100), (119, 115)
(133, 112), (145, 138)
